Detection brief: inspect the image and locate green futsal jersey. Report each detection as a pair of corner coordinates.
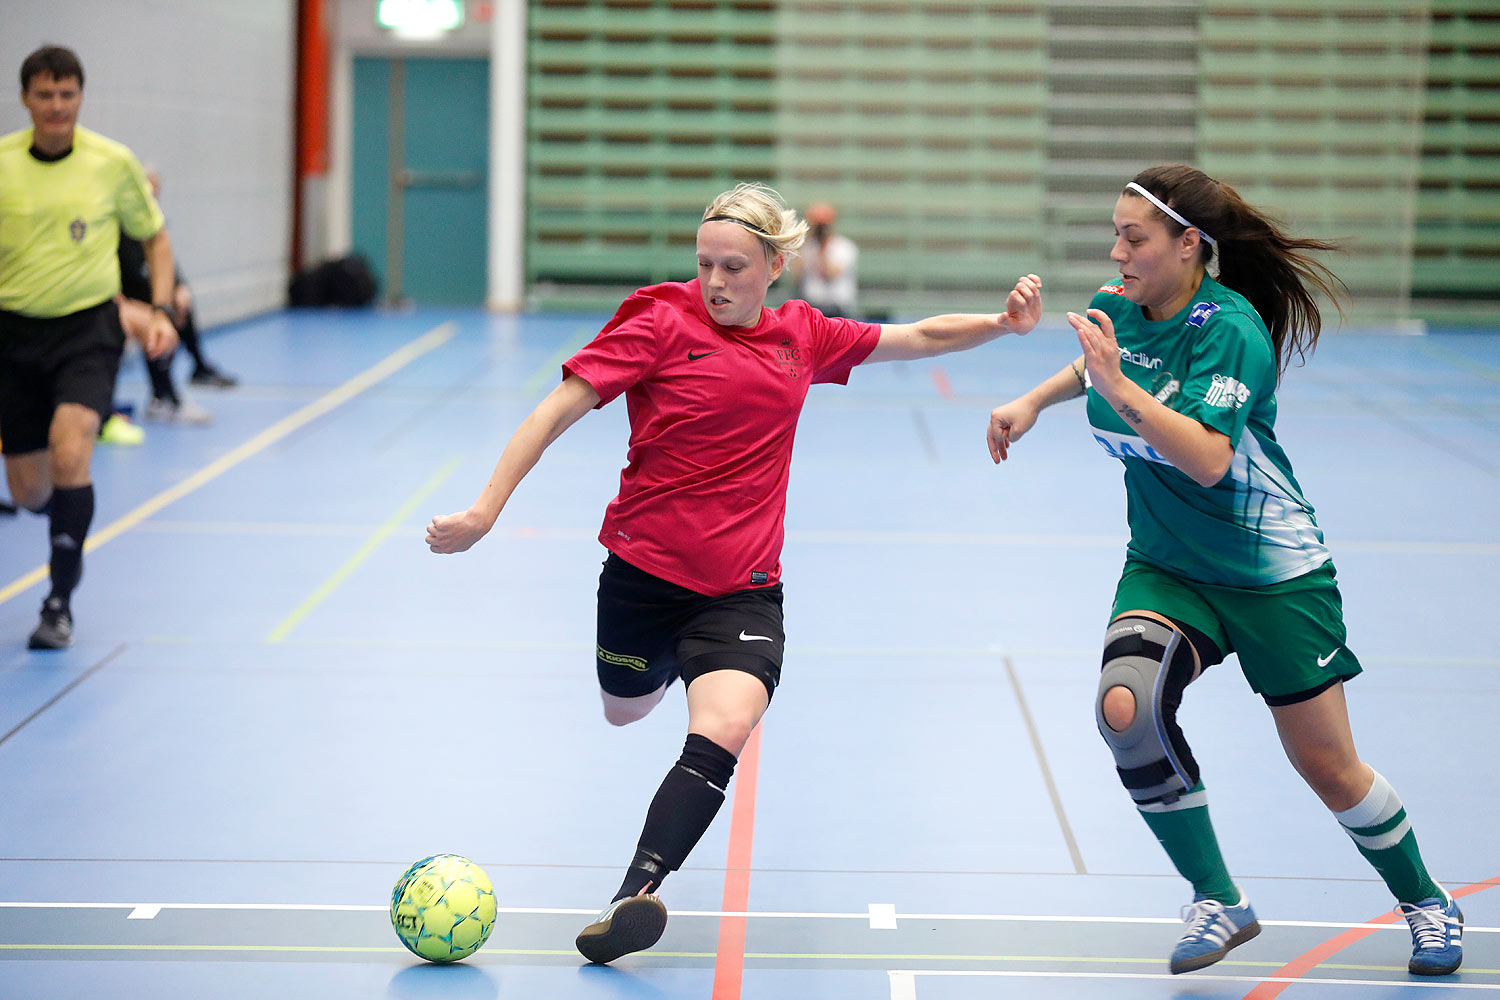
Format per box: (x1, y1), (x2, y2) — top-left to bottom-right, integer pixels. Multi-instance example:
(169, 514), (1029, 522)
(1084, 275), (1329, 587)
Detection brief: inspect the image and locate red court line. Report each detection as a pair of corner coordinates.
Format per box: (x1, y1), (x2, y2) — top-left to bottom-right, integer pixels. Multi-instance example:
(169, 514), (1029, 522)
(931, 367), (955, 399)
(711, 723), (763, 1000)
(1242, 875), (1500, 1000)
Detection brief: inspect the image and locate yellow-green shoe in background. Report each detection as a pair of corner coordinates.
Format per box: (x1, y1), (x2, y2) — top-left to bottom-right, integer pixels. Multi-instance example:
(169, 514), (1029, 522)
(98, 413), (146, 446)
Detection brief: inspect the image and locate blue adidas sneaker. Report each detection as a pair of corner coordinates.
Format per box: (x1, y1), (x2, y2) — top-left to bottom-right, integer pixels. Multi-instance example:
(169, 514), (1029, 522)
(1170, 891), (1261, 974)
(1399, 895), (1463, 976)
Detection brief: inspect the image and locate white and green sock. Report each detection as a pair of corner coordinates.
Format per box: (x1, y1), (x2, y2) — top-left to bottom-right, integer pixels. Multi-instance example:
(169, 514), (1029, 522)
(1335, 770), (1443, 903)
(1138, 783), (1239, 904)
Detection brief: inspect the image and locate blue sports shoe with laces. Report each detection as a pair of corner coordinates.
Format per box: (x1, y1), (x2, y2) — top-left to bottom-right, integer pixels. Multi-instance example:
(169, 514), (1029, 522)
(1170, 891), (1261, 974)
(1399, 895), (1463, 976)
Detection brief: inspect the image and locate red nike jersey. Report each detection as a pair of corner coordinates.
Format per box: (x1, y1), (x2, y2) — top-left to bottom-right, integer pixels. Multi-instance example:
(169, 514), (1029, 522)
(563, 280), (881, 595)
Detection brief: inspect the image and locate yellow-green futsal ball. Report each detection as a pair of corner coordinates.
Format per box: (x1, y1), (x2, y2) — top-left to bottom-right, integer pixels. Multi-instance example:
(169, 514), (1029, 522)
(390, 854), (497, 962)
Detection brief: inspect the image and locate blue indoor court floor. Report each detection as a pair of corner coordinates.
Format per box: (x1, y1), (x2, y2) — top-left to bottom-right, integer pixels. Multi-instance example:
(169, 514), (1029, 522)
(1, 306), (1497, 999)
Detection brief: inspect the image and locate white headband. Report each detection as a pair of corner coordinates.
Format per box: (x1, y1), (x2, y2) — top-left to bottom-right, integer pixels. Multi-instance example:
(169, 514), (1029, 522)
(1126, 182), (1216, 247)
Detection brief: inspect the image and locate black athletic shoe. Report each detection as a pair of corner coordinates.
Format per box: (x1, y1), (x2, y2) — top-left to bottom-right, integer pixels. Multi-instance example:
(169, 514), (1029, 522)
(190, 366), (238, 388)
(28, 598), (73, 650)
(575, 893), (668, 964)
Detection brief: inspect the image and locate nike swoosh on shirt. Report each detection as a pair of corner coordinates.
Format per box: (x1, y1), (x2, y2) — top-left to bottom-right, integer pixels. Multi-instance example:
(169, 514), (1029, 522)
(739, 631), (773, 642)
(1317, 649), (1339, 667)
(688, 349), (721, 360)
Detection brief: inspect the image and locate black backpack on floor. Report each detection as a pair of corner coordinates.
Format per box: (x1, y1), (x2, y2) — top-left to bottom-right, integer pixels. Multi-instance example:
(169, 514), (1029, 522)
(289, 254), (379, 307)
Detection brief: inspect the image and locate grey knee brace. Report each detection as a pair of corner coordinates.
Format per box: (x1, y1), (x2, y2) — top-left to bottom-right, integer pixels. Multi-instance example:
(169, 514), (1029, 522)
(1096, 615), (1203, 806)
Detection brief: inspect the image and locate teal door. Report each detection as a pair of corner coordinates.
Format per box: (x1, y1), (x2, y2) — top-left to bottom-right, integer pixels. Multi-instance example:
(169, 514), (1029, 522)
(352, 57), (489, 305)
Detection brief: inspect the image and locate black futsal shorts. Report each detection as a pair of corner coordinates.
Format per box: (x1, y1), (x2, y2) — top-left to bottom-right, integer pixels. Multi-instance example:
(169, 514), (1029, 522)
(595, 552), (784, 701)
(0, 300), (125, 455)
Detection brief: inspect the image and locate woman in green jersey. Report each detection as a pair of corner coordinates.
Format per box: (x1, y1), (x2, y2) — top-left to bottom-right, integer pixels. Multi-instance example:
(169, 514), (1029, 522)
(986, 164), (1462, 977)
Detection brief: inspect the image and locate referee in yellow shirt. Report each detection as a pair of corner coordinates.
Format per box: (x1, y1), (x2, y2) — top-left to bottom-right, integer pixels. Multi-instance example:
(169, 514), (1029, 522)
(1, 45), (177, 649)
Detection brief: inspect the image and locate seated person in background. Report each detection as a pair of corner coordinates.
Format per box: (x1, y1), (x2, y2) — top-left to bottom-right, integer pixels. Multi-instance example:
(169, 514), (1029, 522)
(796, 201), (858, 318)
(118, 169), (236, 425)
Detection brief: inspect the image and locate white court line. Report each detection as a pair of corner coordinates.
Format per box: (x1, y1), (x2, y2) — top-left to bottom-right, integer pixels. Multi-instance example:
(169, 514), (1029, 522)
(0, 901), (1493, 933)
(889, 971), (917, 1000)
(888, 969), (1500, 994)
(870, 903), (899, 929)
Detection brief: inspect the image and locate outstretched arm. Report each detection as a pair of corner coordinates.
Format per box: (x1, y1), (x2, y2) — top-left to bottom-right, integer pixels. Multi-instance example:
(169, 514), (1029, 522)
(864, 273), (1041, 364)
(986, 355), (1087, 463)
(426, 373), (602, 554)
(1069, 309), (1232, 486)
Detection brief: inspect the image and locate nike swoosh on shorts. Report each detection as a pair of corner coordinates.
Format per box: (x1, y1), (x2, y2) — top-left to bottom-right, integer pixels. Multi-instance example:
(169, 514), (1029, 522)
(739, 631), (773, 642)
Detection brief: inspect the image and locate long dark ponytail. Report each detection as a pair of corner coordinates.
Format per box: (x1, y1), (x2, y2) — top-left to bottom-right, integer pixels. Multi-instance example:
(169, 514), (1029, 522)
(1126, 165), (1347, 378)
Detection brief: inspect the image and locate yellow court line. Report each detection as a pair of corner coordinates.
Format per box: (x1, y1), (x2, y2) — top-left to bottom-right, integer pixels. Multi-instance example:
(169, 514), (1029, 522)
(266, 458), (461, 643)
(1420, 340), (1500, 384)
(520, 324), (594, 397)
(0, 322), (457, 609)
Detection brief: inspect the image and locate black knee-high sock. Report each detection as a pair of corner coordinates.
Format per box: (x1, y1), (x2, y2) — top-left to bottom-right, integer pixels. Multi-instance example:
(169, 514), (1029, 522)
(613, 734), (738, 902)
(178, 311), (207, 369)
(147, 349), (178, 403)
(47, 484), (94, 606)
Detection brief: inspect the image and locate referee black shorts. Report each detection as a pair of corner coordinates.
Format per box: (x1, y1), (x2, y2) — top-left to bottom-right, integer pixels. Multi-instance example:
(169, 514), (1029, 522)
(0, 300), (125, 455)
(595, 552), (784, 702)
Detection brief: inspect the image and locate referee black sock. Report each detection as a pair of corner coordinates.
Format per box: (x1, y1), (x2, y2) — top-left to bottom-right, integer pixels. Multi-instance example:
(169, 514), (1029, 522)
(46, 484), (94, 607)
(179, 311), (208, 370)
(147, 350), (179, 404)
(612, 734), (739, 902)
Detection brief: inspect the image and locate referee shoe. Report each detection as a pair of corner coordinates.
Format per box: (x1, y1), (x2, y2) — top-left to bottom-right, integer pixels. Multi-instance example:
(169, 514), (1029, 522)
(28, 597), (73, 650)
(575, 891), (667, 964)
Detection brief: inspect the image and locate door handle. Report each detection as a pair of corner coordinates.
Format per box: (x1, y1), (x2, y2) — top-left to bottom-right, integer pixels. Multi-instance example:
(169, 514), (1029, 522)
(398, 169), (482, 189)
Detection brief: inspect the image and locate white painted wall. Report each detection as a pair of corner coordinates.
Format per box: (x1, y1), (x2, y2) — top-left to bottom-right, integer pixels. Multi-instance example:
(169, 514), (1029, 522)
(0, 0), (296, 327)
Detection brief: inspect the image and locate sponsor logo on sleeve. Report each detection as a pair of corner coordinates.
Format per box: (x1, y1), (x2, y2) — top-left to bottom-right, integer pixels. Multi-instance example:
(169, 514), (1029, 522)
(1204, 373), (1250, 409)
(1186, 302), (1221, 328)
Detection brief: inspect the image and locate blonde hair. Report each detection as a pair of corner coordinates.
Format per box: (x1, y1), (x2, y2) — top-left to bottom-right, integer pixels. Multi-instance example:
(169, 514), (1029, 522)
(701, 183), (808, 261)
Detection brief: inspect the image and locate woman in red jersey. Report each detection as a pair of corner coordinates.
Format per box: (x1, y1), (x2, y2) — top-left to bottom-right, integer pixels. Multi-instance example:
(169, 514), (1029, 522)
(427, 183), (1041, 964)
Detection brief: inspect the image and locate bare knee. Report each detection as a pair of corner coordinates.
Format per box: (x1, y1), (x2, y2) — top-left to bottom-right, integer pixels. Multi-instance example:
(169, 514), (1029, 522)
(1291, 750), (1371, 808)
(688, 710), (755, 757)
(48, 406), (98, 487)
(603, 703), (648, 727)
(1102, 685), (1136, 732)
(683, 669), (768, 756)
(10, 478), (52, 511)
(691, 721), (753, 757)
(600, 685), (666, 727)
(48, 440), (94, 487)
(5, 456), (51, 510)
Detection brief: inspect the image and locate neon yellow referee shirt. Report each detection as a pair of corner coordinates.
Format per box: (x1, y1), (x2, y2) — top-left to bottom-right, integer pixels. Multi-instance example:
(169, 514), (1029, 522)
(0, 125), (165, 318)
